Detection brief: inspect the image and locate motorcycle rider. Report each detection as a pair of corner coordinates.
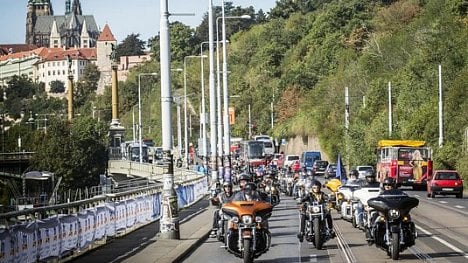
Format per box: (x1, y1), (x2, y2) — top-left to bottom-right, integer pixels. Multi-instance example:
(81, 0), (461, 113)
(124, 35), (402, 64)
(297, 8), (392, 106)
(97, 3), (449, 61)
(297, 180), (335, 242)
(355, 170), (380, 228)
(231, 182), (267, 201)
(347, 169), (359, 184)
(366, 177), (407, 242)
(210, 181), (234, 237)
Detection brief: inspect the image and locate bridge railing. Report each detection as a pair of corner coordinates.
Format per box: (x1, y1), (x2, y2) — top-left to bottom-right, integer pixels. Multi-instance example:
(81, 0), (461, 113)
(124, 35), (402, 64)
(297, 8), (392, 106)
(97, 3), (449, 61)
(0, 170), (208, 263)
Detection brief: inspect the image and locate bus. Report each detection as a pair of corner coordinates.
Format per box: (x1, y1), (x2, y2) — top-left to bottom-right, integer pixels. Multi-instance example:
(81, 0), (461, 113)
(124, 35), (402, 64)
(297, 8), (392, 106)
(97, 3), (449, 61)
(238, 140), (265, 173)
(376, 140), (432, 189)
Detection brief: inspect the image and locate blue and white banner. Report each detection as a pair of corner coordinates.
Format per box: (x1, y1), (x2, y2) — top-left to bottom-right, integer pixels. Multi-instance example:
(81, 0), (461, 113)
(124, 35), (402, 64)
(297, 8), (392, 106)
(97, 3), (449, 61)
(58, 214), (78, 255)
(12, 222), (37, 263)
(0, 229), (14, 263)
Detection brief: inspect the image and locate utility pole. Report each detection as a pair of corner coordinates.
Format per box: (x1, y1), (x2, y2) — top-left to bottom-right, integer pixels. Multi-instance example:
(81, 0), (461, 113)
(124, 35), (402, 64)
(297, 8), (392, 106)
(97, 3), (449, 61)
(159, 0), (179, 240)
(388, 82), (392, 137)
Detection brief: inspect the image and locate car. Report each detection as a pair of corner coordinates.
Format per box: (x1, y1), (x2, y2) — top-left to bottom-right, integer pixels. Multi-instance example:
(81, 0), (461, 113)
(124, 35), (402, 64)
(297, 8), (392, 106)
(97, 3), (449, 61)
(271, 153), (284, 168)
(300, 151), (322, 171)
(284, 155), (300, 168)
(427, 170), (463, 198)
(324, 163), (337, 179)
(324, 163), (346, 179)
(312, 160), (329, 175)
(356, 165), (375, 178)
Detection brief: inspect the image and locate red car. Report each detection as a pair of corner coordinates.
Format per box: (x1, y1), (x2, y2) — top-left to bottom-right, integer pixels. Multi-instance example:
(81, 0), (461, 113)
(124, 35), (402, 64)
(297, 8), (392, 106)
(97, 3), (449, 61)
(427, 170), (464, 198)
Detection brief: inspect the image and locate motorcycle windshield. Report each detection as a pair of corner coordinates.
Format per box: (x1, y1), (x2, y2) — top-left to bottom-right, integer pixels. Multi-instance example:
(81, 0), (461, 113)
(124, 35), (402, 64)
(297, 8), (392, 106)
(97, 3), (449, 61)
(368, 195), (419, 214)
(222, 201), (273, 219)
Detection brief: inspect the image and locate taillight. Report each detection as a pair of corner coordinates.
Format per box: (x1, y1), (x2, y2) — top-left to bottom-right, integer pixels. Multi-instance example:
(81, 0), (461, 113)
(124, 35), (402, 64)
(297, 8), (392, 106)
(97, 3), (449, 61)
(391, 159), (398, 167)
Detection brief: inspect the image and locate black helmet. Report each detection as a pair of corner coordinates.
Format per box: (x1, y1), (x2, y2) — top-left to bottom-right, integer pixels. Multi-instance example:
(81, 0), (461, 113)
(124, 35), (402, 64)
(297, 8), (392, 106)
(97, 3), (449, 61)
(238, 173), (251, 181)
(383, 177), (395, 186)
(312, 180), (322, 188)
(244, 182), (257, 195)
(349, 169), (359, 177)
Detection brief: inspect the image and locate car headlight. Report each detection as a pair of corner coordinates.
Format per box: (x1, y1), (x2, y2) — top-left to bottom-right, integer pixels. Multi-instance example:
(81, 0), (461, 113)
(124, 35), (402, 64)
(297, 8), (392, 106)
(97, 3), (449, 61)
(389, 209), (400, 220)
(242, 215), (253, 224)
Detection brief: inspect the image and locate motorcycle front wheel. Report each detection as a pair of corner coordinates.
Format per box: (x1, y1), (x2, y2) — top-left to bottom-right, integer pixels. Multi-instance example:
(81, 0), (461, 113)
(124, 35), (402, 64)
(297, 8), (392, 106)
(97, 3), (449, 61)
(243, 239), (253, 263)
(313, 218), (323, 249)
(390, 232), (400, 260)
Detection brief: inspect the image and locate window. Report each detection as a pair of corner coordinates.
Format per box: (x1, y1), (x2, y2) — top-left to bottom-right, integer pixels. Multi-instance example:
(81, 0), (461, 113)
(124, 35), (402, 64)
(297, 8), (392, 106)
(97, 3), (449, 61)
(48, 71), (50, 76)
(53, 70), (55, 75)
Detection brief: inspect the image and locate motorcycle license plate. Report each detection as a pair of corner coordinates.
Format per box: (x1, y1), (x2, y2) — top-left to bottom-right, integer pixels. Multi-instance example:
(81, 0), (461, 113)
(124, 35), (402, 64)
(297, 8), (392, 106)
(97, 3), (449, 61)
(442, 188), (453, 191)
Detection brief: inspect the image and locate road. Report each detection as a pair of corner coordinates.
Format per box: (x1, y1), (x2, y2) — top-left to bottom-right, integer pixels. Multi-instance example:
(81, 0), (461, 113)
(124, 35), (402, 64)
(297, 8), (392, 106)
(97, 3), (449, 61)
(182, 188), (468, 263)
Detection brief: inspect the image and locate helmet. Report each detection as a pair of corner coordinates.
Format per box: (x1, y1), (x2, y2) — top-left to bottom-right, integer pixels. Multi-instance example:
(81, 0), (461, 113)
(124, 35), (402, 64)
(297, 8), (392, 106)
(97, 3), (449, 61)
(310, 180), (322, 193)
(349, 169), (359, 178)
(364, 170), (375, 178)
(238, 173), (251, 182)
(244, 182), (257, 195)
(223, 181), (233, 188)
(383, 177), (395, 187)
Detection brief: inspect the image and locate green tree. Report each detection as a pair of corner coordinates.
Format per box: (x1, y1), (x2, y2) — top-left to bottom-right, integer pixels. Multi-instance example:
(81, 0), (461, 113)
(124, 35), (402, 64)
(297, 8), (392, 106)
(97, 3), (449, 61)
(115, 33), (146, 59)
(31, 116), (107, 189)
(49, 80), (65, 93)
(74, 63), (101, 109)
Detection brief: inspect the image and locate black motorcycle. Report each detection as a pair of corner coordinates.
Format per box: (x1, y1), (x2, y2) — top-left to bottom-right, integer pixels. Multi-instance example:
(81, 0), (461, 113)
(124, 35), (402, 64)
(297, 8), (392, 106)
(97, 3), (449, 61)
(367, 193), (418, 260)
(303, 202), (333, 249)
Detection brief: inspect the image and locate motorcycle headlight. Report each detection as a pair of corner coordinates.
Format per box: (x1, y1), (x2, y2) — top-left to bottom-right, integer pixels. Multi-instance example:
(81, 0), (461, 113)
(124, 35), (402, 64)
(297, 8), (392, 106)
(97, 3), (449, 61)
(312, 206), (321, 213)
(231, 216), (239, 223)
(242, 215), (253, 224)
(255, 216), (263, 223)
(389, 209), (400, 220)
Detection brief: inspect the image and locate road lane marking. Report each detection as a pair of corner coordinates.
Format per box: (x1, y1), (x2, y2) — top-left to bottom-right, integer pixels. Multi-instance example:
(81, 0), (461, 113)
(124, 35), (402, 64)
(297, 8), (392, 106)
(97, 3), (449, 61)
(454, 205), (465, 209)
(439, 201), (448, 204)
(416, 225), (468, 259)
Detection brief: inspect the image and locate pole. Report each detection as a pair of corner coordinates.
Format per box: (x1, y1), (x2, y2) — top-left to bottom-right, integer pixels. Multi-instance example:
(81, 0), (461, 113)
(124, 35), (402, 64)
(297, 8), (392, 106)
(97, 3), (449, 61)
(388, 81), (392, 137)
(216, 17), (224, 180)
(138, 74), (143, 163)
(248, 104), (252, 139)
(270, 101), (274, 130)
(208, 0), (218, 184)
(177, 101), (182, 158)
(183, 59), (189, 168)
(200, 52), (208, 169)
(221, 0), (232, 182)
(132, 106), (136, 142)
(159, 0), (179, 240)
(438, 64), (443, 148)
(345, 87), (350, 171)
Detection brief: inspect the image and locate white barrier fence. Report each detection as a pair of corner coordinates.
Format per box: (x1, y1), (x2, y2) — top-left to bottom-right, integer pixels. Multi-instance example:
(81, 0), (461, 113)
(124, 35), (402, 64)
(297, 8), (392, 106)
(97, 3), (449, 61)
(0, 175), (208, 263)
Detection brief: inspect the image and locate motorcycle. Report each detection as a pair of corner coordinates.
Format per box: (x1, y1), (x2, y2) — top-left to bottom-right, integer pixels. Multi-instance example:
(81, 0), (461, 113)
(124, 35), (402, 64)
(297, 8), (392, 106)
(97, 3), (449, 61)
(302, 201), (333, 249)
(222, 201), (273, 263)
(354, 186), (381, 229)
(265, 183), (280, 206)
(367, 194), (419, 260)
(339, 184), (361, 227)
(324, 179), (343, 211)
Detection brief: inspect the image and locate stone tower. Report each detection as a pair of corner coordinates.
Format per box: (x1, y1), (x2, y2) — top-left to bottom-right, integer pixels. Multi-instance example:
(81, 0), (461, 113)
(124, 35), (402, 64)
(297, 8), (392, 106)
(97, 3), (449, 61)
(26, 0), (54, 44)
(96, 24), (117, 94)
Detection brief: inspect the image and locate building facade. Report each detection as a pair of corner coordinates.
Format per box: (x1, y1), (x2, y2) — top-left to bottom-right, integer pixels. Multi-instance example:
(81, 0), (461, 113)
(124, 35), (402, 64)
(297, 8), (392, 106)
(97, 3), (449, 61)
(26, 0), (99, 49)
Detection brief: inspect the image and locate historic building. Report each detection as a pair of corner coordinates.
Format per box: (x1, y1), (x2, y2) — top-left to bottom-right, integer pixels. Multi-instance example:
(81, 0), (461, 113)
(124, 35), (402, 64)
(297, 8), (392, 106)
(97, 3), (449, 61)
(26, 0), (100, 49)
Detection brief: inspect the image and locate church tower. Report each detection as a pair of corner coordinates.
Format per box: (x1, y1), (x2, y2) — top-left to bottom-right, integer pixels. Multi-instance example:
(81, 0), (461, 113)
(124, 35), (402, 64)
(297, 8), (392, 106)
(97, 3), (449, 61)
(26, 0), (54, 45)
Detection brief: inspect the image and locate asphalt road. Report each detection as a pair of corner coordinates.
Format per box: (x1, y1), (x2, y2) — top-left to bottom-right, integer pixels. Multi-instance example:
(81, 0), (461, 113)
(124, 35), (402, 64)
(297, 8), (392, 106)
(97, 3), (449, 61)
(183, 188), (468, 263)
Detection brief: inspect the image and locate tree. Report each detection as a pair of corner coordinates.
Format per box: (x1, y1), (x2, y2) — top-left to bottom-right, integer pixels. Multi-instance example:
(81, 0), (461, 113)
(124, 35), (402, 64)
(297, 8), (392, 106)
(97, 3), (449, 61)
(115, 33), (146, 59)
(74, 63), (101, 108)
(31, 116), (107, 189)
(49, 80), (65, 93)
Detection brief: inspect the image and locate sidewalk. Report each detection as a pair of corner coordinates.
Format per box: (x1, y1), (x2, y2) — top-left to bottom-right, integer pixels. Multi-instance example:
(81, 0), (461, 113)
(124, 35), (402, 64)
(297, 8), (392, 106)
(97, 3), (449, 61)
(121, 205), (214, 263)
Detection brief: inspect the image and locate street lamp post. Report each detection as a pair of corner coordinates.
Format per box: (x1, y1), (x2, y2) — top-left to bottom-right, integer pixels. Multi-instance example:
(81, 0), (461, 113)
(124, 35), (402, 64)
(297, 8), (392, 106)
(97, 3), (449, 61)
(220, 1), (251, 182)
(184, 55), (205, 169)
(138, 73), (157, 164)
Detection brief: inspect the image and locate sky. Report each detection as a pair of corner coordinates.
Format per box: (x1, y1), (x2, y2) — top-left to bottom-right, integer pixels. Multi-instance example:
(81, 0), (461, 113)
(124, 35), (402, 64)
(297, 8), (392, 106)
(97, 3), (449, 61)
(0, 0), (278, 44)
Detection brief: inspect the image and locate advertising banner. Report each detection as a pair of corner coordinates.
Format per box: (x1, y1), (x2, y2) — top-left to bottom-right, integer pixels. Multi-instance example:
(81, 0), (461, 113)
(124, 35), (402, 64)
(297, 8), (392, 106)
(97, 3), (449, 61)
(59, 215), (78, 254)
(13, 222), (37, 263)
(0, 229), (14, 263)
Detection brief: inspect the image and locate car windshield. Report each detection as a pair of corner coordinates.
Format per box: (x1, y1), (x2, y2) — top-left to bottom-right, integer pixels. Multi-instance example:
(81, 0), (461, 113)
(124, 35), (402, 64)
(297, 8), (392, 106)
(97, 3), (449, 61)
(358, 166), (373, 171)
(435, 172), (459, 180)
(288, 156), (299, 161)
(316, 161), (328, 166)
(263, 141), (273, 147)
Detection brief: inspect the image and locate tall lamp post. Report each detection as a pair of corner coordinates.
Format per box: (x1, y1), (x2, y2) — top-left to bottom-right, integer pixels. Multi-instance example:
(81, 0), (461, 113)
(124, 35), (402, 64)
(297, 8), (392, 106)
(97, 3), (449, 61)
(184, 55), (206, 169)
(138, 73), (157, 163)
(215, 14), (249, 181)
(220, 1), (251, 182)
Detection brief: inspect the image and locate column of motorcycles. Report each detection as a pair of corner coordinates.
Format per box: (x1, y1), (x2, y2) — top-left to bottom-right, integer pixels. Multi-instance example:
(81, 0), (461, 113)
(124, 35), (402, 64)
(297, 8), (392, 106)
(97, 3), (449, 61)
(210, 165), (419, 261)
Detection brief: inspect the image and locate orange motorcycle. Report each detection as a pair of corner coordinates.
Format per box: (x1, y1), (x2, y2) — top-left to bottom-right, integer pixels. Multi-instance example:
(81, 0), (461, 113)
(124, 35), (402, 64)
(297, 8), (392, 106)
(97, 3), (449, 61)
(222, 201), (273, 263)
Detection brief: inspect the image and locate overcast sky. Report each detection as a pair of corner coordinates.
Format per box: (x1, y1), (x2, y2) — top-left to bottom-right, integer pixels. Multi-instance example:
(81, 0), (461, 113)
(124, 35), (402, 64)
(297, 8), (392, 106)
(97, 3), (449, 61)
(0, 0), (277, 44)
